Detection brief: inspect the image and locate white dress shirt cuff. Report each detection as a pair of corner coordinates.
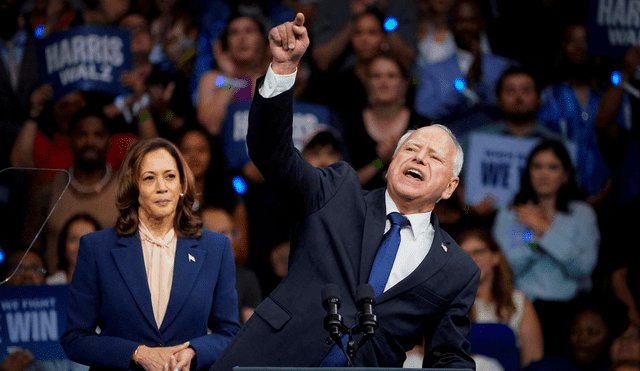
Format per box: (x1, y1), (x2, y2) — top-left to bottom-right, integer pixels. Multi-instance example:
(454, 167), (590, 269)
(259, 63), (297, 98)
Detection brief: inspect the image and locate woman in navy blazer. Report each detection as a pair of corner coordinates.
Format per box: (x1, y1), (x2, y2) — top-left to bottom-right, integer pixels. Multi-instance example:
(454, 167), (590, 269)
(60, 138), (241, 371)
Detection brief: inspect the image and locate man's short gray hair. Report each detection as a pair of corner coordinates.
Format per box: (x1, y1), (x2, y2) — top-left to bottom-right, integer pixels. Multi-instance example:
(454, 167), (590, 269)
(393, 125), (464, 177)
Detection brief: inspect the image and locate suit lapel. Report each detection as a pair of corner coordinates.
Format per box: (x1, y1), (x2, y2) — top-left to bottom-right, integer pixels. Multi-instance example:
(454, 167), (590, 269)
(160, 237), (206, 331)
(375, 213), (452, 304)
(111, 233), (158, 332)
(359, 188), (386, 286)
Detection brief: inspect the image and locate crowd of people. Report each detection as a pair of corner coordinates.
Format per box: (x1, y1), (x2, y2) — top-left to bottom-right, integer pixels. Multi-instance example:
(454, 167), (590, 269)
(1, 0), (639, 370)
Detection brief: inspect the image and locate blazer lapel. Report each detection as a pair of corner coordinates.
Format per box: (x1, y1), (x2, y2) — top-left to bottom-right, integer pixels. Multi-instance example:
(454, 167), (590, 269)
(359, 188), (387, 286)
(375, 213), (452, 304)
(111, 233), (158, 332)
(160, 237), (206, 331)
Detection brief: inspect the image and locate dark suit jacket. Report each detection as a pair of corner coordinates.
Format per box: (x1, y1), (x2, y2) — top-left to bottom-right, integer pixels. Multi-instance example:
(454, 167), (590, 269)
(211, 78), (480, 370)
(60, 228), (241, 370)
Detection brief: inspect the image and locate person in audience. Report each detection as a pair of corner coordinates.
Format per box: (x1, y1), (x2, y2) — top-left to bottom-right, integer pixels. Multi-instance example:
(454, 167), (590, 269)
(24, 105), (121, 274)
(323, 8), (386, 126)
(595, 45), (640, 211)
(104, 13), (195, 141)
(524, 294), (628, 371)
(302, 128), (344, 168)
(10, 89), (136, 175)
(493, 140), (599, 357)
(3, 249), (47, 286)
(416, 0), (491, 67)
(609, 361), (640, 371)
(311, 0), (417, 73)
(176, 128), (250, 266)
(47, 213), (102, 285)
(460, 67), (562, 221)
(610, 327), (640, 364)
(414, 0), (514, 136)
(346, 52), (431, 190)
(201, 205), (261, 324)
(537, 23), (613, 207)
(197, 14), (270, 136)
(459, 227), (543, 370)
(60, 137), (240, 370)
(0, 0), (40, 170)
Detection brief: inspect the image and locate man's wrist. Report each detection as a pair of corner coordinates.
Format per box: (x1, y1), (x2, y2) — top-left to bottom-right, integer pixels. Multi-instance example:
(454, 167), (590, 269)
(271, 61), (298, 75)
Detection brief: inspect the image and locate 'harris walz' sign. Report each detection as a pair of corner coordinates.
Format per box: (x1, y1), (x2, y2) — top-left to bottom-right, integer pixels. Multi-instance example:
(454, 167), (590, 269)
(589, 0), (640, 56)
(36, 25), (131, 100)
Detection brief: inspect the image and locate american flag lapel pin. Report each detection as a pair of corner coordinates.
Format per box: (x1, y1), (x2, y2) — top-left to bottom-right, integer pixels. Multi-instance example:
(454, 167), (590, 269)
(441, 243), (448, 253)
(188, 254), (195, 262)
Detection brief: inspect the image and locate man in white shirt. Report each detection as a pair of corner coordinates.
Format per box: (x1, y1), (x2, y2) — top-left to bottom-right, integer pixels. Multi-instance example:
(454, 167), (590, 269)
(211, 13), (479, 370)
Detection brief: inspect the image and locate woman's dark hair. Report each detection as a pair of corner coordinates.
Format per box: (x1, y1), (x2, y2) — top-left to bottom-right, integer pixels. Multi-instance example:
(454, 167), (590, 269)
(219, 13), (269, 51)
(352, 7), (385, 29)
(68, 105), (112, 135)
(457, 227), (515, 322)
(57, 213), (101, 272)
(496, 66), (542, 97)
(512, 140), (581, 212)
(176, 128), (240, 214)
(115, 137), (202, 238)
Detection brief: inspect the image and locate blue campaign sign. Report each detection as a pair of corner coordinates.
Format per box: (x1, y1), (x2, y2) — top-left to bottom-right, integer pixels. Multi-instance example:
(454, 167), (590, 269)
(588, 0), (640, 57)
(36, 25), (131, 100)
(464, 133), (540, 208)
(0, 285), (70, 361)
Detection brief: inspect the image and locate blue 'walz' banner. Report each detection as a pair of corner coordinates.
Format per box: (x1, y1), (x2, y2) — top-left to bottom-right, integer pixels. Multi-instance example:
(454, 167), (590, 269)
(0, 285), (69, 361)
(588, 0), (640, 57)
(36, 26), (131, 100)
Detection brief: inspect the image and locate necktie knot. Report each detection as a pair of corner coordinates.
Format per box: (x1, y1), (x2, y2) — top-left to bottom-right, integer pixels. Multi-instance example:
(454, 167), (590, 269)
(388, 212), (409, 229)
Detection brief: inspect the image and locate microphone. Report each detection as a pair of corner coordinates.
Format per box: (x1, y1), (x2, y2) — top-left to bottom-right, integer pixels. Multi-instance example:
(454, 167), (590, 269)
(356, 284), (378, 340)
(322, 284), (343, 344)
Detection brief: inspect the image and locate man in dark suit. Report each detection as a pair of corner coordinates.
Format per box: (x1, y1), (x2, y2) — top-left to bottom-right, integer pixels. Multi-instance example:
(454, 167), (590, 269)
(212, 14), (480, 370)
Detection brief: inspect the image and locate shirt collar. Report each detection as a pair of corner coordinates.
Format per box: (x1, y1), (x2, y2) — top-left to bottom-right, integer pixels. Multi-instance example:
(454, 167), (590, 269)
(139, 220), (176, 245)
(384, 190), (432, 238)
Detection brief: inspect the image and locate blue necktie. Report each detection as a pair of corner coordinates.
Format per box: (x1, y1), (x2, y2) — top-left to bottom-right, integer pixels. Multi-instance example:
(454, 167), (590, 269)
(320, 212), (409, 366)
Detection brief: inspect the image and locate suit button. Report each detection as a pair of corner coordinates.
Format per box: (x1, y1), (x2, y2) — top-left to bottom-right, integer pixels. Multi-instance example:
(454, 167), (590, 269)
(325, 337), (333, 345)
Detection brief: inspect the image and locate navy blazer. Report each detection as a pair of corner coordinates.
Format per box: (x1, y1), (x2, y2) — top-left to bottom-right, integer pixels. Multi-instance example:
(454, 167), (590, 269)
(60, 228), (241, 370)
(211, 79), (480, 370)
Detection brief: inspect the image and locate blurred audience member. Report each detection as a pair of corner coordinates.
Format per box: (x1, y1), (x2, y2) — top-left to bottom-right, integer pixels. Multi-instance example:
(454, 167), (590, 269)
(81, 0), (130, 25)
(537, 24), (613, 207)
(609, 361), (640, 371)
(610, 327), (640, 365)
(197, 14), (270, 136)
(3, 249), (46, 286)
(201, 206), (261, 324)
(24, 106), (119, 274)
(480, 0), (589, 87)
(460, 67), (561, 219)
(493, 140), (599, 356)
(324, 9), (386, 124)
(47, 213), (101, 284)
(24, 0), (79, 38)
(176, 128), (250, 265)
(10, 90), (135, 176)
(346, 53), (430, 190)
(523, 294), (628, 371)
(302, 128), (344, 168)
(595, 46), (640, 211)
(0, 1), (40, 169)
(459, 228), (543, 370)
(414, 0), (514, 136)
(104, 13), (194, 141)
(311, 0), (417, 73)
(416, 0), (490, 67)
